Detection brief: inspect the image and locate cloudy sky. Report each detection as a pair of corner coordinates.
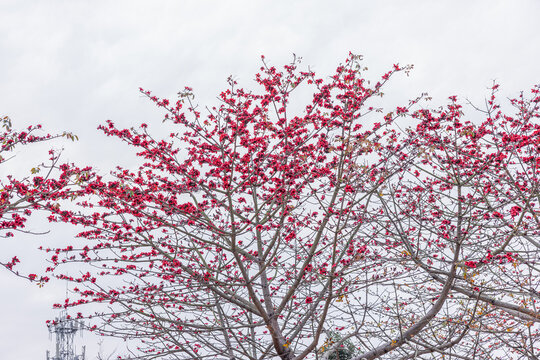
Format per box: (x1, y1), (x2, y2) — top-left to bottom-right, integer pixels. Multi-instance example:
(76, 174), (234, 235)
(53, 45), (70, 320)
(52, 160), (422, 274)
(1, 1), (540, 358)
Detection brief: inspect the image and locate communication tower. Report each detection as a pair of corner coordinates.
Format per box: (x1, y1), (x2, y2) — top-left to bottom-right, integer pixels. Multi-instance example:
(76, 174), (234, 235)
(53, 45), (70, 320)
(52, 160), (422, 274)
(46, 310), (86, 360)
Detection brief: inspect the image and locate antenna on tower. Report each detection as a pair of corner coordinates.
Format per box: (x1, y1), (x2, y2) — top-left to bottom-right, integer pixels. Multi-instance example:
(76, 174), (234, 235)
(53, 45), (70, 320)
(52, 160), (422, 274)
(46, 310), (86, 360)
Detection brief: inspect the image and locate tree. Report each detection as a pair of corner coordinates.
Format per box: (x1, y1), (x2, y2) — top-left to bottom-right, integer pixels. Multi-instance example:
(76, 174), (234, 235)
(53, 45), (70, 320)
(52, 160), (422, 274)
(0, 115), (79, 283)
(41, 55), (539, 359)
(361, 85), (540, 359)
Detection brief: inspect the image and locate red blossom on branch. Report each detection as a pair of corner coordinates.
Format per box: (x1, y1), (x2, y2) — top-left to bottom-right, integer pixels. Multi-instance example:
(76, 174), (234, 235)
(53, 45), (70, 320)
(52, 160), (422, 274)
(0, 115), (86, 283)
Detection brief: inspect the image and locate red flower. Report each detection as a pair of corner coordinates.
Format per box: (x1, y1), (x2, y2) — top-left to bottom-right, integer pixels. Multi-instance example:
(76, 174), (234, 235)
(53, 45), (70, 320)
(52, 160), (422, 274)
(510, 206), (522, 217)
(305, 297), (313, 304)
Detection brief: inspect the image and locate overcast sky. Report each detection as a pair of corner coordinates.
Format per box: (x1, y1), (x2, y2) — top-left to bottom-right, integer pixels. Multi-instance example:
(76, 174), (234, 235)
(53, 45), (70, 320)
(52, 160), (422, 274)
(1, 1), (540, 358)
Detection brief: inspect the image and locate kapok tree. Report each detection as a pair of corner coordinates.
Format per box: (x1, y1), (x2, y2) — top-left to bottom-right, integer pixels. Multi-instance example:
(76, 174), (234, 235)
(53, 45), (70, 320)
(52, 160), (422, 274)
(0, 115), (80, 282)
(43, 55), (539, 359)
(367, 85), (540, 359)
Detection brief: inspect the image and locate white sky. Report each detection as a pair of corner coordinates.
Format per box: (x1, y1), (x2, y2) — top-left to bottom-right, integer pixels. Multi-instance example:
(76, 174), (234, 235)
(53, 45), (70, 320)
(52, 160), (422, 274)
(1, 1), (540, 358)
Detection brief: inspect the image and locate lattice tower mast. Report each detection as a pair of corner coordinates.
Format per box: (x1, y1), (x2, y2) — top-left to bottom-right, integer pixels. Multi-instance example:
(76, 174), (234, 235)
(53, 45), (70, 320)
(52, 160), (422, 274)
(46, 310), (86, 360)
